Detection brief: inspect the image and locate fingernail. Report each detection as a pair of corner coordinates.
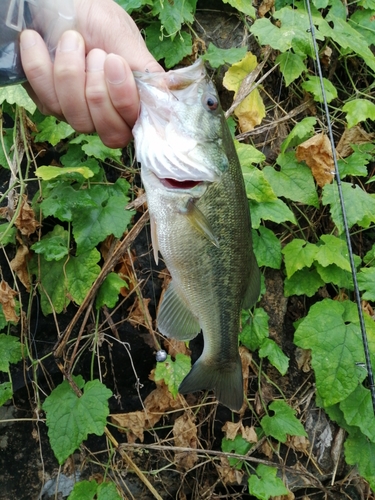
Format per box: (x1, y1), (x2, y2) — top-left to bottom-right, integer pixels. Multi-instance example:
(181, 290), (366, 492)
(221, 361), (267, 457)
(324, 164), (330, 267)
(105, 54), (126, 84)
(59, 31), (80, 52)
(86, 50), (106, 72)
(20, 30), (37, 50)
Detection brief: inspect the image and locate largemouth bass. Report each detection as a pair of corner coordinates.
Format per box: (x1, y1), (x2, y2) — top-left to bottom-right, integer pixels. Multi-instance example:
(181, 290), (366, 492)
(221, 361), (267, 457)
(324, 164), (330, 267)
(133, 59), (260, 411)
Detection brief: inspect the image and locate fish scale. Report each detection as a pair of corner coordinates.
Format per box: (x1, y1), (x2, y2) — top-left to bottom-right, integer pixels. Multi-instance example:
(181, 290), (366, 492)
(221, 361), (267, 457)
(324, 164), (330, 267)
(133, 59), (260, 411)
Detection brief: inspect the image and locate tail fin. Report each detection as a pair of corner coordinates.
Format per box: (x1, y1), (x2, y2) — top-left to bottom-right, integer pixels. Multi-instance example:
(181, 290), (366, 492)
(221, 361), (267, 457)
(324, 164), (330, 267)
(178, 356), (243, 412)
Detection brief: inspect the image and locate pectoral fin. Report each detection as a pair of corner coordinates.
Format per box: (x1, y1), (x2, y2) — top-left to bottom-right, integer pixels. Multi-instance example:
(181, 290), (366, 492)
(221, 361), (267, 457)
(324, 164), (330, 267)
(157, 281), (201, 340)
(181, 198), (219, 248)
(150, 215), (159, 265)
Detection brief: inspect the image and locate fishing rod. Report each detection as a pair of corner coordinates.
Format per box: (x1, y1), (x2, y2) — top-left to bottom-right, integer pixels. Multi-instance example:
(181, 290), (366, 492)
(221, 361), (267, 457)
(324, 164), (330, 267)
(305, 0), (375, 414)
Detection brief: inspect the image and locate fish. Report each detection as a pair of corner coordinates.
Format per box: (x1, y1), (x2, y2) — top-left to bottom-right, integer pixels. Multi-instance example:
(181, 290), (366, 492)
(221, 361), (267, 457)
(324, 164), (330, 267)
(132, 59), (260, 411)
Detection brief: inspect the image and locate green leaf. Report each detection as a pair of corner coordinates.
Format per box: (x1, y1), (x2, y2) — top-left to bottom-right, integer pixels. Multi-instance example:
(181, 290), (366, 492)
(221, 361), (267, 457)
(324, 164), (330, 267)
(35, 165), (94, 181)
(301, 75), (337, 103)
(35, 116), (75, 146)
(68, 480), (97, 500)
(114, 0), (151, 14)
(276, 51), (306, 86)
(66, 249), (101, 305)
(350, 9), (375, 46)
(342, 99), (375, 128)
(294, 299), (367, 406)
(0, 334), (22, 372)
(345, 428), (375, 490)
(314, 235), (351, 271)
(322, 182), (375, 233)
(252, 226), (282, 269)
(250, 199), (296, 229)
(40, 185), (96, 222)
(201, 44), (248, 69)
(31, 225), (69, 262)
(71, 134), (122, 163)
(0, 223), (17, 246)
(221, 434), (252, 469)
(0, 306), (7, 331)
(261, 400), (307, 442)
(0, 128), (14, 169)
(0, 381), (13, 407)
(0, 85), (37, 114)
(151, 0), (197, 35)
(97, 482), (122, 500)
(284, 267), (324, 297)
(338, 149), (371, 179)
(357, 267), (375, 301)
(145, 23), (192, 68)
(280, 117), (316, 153)
(236, 142), (266, 167)
(30, 255), (68, 315)
(340, 384), (375, 442)
(222, 0), (256, 17)
(263, 152), (319, 207)
(282, 239), (318, 278)
(259, 338), (289, 375)
(96, 273), (127, 309)
(154, 353), (191, 398)
(248, 464), (288, 500)
(315, 263), (354, 290)
(72, 180), (134, 255)
(240, 308), (269, 351)
(43, 376), (112, 464)
(243, 167), (277, 203)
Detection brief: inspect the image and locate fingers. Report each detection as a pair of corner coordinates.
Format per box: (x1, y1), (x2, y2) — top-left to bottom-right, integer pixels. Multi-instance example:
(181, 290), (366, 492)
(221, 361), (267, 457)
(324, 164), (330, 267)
(86, 50), (136, 148)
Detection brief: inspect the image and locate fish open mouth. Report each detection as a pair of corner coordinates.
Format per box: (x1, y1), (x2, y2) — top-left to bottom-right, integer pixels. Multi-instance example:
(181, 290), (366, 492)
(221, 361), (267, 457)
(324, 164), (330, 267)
(159, 178), (202, 189)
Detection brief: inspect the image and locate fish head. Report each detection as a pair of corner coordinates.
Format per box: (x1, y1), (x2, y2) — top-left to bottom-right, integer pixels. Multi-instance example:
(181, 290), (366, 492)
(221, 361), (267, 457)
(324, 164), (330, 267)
(133, 59), (229, 192)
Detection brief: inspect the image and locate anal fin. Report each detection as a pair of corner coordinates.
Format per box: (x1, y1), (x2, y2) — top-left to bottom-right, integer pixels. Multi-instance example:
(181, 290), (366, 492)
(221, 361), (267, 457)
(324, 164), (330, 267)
(157, 281), (201, 341)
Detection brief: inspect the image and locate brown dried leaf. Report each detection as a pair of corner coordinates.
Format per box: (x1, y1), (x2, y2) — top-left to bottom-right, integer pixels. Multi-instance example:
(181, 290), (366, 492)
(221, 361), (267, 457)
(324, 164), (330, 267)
(362, 300), (374, 318)
(143, 380), (184, 427)
(165, 338), (191, 358)
(111, 411), (146, 443)
(173, 413), (198, 470)
(287, 434), (310, 453)
(14, 195), (39, 236)
(0, 280), (19, 323)
(128, 297), (153, 331)
(217, 456), (244, 485)
(295, 347), (311, 373)
(336, 125), (375, 159)
(10, 244), (30, 291)
(259, 0), (274, 17)
(222, 420), (257, 443)
(320, 46), (332, 68)
(260, 439), (274, 459)
(296, 133), (334, 187)
(272, 493), (295, 500)
(240, 346), (253, 413)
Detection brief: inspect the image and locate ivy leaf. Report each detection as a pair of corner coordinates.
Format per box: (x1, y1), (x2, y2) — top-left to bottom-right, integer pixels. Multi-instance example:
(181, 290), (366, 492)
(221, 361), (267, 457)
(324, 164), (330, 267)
(314, 235), (351, 271)
(281, 117), (317, 153)
(242, 166), (277, 203)
(71, 134), (122, 163)
(263, 152), (319, 207)
(357, 267), (375, 300)
(201, 44), (247, 69)
(350, 9), (375, 46)
(301, 76), (338, 103)
(284, 268), (324, 297)
(0, 85), (37, 114)
(345, 428), (375, 490)
(259, 338), (289, 375)
(72, 180), (134, 255)
(0, 334), (22, 372)
(252, 226), (282, 269)
(43, 376), (112, 464)
(315, 264), (354, 290)
(96, 273), (127, 309)
(322, 182), (375, 233)
(250, 199), (296, 229)
(294, 299), (366, 406)
(261, 400), (307, 442)
(276, 51), (306, 86)
(222, 0), (255, 17)
(31, 225), (69, 262)
(0, 382), (13, 407)
(338, 150), (371, 178)
(282, 239), (318, 278)
(151, 0), (197, 35)
(145, 23), (192, 68)
(240, 308), (269, 351)
(236, 142), (266, 167)
(342, 99), (375, 128)
(35, 117), (75, 146)
(66, 249), (101, 305)
(222, 435), (252, 469)
(248, 464), (288, 500)
(340, 384), (375, 442)
(154, 354), (191, 398)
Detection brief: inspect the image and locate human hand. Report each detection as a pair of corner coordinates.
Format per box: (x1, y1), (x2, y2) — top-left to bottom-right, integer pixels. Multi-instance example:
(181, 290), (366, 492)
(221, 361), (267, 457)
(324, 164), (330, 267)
(20, 0), (163, 148)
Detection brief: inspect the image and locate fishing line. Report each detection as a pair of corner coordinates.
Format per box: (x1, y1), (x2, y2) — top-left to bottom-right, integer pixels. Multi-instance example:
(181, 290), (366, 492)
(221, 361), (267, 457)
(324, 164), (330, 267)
(305, 0), (375, 414)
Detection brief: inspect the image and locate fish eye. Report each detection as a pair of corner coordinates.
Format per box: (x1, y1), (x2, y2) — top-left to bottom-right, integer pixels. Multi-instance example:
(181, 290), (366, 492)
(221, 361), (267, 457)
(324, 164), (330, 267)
(203, 93), (219, 111)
